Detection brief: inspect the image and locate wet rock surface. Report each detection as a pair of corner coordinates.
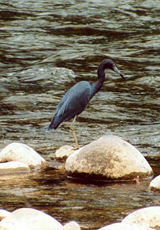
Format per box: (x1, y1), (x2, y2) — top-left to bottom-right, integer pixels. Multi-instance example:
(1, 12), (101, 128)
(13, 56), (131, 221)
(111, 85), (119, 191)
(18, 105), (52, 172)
(148, 175), (160, 192)
(54, 145), (76, 162)
(98, 222), (155, 230)
(0, 161), (30, 175)
(122, 206), (160, 229)
(65, 135), (153, 181)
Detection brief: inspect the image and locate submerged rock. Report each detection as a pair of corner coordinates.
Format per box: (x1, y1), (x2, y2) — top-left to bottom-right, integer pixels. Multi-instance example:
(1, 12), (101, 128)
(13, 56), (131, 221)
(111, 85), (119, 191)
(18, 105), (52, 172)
(122, 206), (160, 229)
(65, 135), (153, 181)
(0, 143), (48, 170)
(0, 161), (30, 175)
(148, 175), (160, 191)
(0, 208), (62, 230)
(98, 222), (154, 230)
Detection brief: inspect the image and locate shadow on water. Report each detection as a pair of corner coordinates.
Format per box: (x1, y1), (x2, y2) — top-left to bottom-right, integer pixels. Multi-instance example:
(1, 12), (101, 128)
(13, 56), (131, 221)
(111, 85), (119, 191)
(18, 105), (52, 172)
(0, 0), (160, 229)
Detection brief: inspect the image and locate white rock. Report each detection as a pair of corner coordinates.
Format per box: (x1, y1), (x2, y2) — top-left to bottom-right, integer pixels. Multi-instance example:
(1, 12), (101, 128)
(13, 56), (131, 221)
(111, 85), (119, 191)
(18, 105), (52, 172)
(122, 206), (160, 229)
(0, 143), (48, 169)
(55, 145), (76, 162)
(148, 175), (160, 191)
(65, 135), (153, 181)
(61, 221), (81, 230)
(0, 222), (27, 230)
(98, 222), (154, 230)
(0, 209), (11, 221)
(0, 208), (62, 230)
(0, 161), (30, 175)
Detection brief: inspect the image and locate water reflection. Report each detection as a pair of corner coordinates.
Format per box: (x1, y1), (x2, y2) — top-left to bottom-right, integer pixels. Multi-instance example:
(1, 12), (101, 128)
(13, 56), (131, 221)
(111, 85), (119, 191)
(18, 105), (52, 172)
(0, 0), (160, 229)
(0, 170), (159, 229)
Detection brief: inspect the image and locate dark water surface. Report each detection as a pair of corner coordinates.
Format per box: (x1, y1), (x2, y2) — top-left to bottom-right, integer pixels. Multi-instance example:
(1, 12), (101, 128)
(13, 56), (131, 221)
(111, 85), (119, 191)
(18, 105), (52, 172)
(0, 0), (160, 229)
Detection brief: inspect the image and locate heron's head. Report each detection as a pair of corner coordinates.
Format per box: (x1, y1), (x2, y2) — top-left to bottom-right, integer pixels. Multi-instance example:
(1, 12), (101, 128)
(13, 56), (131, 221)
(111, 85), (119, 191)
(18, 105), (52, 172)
(99, 59), (125, 79)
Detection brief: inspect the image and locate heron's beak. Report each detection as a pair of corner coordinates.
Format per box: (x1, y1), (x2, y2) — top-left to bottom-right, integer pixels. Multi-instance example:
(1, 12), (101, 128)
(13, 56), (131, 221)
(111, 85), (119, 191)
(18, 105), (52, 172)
(113, 65), (125, 79)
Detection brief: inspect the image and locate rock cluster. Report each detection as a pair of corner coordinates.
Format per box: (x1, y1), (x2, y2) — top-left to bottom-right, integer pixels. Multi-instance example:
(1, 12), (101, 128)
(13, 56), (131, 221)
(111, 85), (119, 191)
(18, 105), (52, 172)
(0, 206), (160, 230)
(0, 142), (48, 175)
(0, 136), (159, 230)
(0, 208), (80, 230)
(0, 136), (153, 180)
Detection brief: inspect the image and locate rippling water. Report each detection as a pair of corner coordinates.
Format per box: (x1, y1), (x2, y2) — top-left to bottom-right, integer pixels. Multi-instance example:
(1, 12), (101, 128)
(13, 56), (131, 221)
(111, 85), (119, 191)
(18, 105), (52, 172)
(0, 0), (160, 229)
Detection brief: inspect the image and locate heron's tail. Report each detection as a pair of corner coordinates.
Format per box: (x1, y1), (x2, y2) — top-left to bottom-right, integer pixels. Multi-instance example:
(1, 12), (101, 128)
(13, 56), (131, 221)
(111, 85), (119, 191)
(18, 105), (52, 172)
(48, 115), (62, 130)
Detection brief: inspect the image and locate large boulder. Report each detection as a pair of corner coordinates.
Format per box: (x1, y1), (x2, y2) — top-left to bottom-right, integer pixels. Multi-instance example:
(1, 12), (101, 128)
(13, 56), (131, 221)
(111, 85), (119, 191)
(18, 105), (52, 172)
(148, 175), (160, 191)
(122, 206), (160, 229)
(0, 208), (62, 230)
(65, 135), (153, 181)
(0, 143), (48, 169)
(98, 222), (154, 230)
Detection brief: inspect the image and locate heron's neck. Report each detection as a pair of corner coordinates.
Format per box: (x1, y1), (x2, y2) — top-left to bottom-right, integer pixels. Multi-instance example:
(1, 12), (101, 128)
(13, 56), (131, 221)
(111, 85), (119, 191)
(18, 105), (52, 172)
(90, 72), (105, 100)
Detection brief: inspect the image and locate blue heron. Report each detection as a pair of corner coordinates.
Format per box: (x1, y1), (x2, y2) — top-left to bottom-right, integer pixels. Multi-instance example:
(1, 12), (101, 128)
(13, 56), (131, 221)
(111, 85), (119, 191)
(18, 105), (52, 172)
(48, 59), (124, 148)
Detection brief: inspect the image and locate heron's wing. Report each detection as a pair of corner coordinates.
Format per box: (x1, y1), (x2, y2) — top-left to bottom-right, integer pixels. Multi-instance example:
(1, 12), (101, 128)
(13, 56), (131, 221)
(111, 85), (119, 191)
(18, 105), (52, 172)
(55, 81), (91, 120)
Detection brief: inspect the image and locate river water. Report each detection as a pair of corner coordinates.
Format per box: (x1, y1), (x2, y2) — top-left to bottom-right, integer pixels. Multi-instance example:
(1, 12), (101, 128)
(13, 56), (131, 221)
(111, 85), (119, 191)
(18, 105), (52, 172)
(0, 0), (160, 229)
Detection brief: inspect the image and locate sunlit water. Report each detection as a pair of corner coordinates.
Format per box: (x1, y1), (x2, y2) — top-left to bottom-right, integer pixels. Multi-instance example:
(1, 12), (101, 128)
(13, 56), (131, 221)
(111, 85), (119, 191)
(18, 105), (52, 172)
(0, 1), (160, 229)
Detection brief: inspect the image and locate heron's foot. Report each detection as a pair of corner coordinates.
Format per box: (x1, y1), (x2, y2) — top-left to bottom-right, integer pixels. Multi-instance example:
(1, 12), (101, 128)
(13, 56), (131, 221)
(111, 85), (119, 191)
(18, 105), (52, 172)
(73, 145), (79, 150)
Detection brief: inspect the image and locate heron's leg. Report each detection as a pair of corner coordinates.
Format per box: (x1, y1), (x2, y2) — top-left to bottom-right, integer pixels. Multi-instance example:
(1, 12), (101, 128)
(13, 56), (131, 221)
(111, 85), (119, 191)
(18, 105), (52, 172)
(70, 116), (79, 149)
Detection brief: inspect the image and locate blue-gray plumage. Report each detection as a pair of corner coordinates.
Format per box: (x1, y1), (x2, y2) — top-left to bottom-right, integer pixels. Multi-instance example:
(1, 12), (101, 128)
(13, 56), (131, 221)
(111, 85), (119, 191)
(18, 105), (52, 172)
(48, 59), (124, 148)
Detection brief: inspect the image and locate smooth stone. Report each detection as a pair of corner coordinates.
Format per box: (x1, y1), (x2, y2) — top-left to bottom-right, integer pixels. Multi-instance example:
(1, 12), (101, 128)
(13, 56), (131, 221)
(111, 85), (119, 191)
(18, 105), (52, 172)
(61, 221), (81, 230)
(0, 222), (27, 230)
(122, 206), (160, 229)
(65, 135), (153, 181)
(55, 145), (76, 162)
(148, 175), (160, 191)
(0, 161), (30, 175)
(98, 222), (154, 230)
(0, 143), (48, 169)
(0, 209), (11, 221)
(0, 208), (62, 230)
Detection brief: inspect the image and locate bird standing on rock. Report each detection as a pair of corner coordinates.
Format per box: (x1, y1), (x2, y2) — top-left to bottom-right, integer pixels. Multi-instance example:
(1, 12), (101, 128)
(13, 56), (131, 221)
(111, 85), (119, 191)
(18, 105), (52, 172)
(48, 59), (125, 149)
